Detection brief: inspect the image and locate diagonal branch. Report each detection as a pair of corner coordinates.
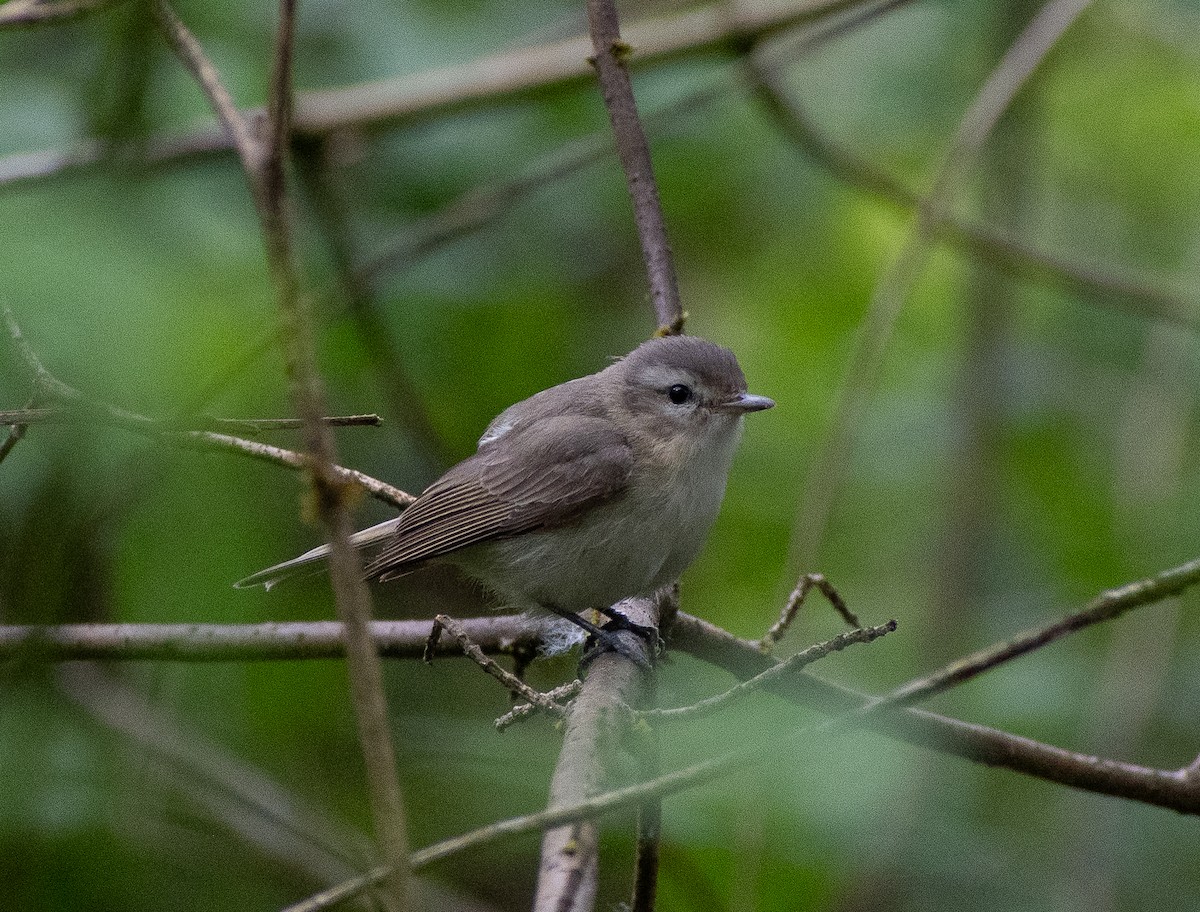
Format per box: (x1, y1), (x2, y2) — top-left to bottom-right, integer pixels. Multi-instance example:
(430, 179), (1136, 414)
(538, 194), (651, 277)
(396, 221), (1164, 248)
(153, 1), (414, 903)
(747, 64), (1197, 330)
(586, 0), (682, 335)
(786, 0), (1096, 572)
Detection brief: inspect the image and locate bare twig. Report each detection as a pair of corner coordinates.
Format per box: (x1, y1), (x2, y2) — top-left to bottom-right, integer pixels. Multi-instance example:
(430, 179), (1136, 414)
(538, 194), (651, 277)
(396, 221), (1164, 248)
(758, 572), (860, 652)
(0, 0), (892, 190)
(786, 0), (1096, 572)
(0, 0), (123, 27)
(630, 673), (662, 912)
(0, 616), (537, 661)
(3, 307), (414, 508)
(496, 680), (584, 731)
(152, 0), (261, 181)
(425, 614), (572, 719)
(3, 597), (1195, 814)
(586, 0), (682, 335)
(293, 140), (453, 468)
(647, 621), (896, 722)
(0, 407), (382, 432)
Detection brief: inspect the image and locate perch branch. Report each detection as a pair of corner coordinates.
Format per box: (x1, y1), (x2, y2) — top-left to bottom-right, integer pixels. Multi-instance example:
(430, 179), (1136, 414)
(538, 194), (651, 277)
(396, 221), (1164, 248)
(283, 554), (1200, 912)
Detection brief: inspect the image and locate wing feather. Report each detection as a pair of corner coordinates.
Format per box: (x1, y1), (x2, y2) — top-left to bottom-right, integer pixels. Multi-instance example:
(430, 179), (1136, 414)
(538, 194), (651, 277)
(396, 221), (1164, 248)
(364, 415), (631, 579)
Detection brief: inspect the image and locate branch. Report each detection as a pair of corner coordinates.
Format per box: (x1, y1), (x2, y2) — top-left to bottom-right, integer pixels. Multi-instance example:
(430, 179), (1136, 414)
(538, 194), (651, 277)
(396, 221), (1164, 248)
(3, 303), (414, 509)
(747, 64), (1198, 330)
(154, 1), (414, 902)
(645, 620), (896, 722)
(1, 580), (1195, 813)
(0, 616), (537, 661)
(284, 556), (1200, 911)
(786, 0), (1096, 571)
(0, 407), (382, 432)
(0, 0), (123, 27)
(586, 0), (682, 335)
(533, 595), (660, 912)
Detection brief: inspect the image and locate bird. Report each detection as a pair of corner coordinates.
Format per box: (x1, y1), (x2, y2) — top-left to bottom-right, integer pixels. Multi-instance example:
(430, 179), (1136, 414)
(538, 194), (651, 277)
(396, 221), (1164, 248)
(236, 335), (774, 654)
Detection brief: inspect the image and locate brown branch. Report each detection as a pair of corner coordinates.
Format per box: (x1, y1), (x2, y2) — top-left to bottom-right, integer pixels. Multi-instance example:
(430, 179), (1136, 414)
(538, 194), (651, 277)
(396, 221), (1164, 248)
(0, 0), (900, 187)
(154, 1), (414, 903)
(496, 680), (585, 732)
(152, 0), (262, 183)
(293, 139), (454, 468)
(3, 305), (414, 509)
(425, 614), (573, 720)
(533, 595), (660, 912)
(758, 572), (859, 651)
(785, 0), (1096, 571)
(586, 0), (682, 335)
(0, 616), (536, 661)
(0, 407), (382, 431)
(0, 0), (123, 27)
(2, 585), (1195, 815)
(283, 556), (1200, 912)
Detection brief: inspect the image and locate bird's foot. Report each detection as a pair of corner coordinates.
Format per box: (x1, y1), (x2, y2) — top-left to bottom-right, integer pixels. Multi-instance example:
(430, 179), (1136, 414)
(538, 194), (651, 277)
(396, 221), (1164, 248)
(579, 628), (653, 671)
(598, 607), (664, 654)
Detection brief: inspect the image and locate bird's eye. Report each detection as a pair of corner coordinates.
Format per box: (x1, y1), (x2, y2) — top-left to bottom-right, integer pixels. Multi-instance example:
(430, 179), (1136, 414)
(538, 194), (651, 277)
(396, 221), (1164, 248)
(667, 384), (692, 405)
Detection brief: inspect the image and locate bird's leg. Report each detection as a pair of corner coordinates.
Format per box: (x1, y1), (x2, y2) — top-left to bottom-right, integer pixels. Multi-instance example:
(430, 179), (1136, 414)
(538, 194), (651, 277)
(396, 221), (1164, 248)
(541, 604), (652, 670)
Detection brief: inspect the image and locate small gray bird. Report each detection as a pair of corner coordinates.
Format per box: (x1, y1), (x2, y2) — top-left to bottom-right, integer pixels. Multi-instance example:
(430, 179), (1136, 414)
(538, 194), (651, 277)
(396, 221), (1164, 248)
(236, 335), (773, 648)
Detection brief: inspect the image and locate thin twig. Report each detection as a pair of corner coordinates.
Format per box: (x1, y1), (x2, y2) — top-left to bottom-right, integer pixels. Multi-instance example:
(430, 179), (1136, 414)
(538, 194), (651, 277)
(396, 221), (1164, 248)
(0, 407), (382, 431)
(758, 572), (860, 652)
(3, 307), (413, 508)
(646, 621), (896, 722)
(293, 139), (453, 468)
(786, 0), (1096, 573)
(0, 0), (123, 27)
(586, 0), (683, 335)
(425, 614), (571, 718)
(0, 616), (537, 661)
(152, 0), (262, 181)
(495, 680), (584, 732)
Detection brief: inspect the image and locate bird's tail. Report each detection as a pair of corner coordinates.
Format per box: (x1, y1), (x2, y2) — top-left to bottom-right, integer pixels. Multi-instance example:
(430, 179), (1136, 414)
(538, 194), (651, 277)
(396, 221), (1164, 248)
(233, 517), (402, 590)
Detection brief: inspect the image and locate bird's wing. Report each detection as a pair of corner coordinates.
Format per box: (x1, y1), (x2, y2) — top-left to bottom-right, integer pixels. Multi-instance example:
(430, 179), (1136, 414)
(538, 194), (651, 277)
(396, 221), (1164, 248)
(365, 415), (632, 579)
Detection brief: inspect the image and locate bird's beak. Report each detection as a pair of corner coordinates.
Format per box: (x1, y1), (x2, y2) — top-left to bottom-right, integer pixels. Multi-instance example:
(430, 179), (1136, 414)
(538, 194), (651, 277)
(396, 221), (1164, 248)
(722, 393), (775, 413)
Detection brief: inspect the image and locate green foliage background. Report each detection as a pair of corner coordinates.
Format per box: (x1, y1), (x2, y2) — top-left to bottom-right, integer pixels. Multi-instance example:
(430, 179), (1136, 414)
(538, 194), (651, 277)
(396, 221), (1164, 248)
(2, 0), (1199, 909)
